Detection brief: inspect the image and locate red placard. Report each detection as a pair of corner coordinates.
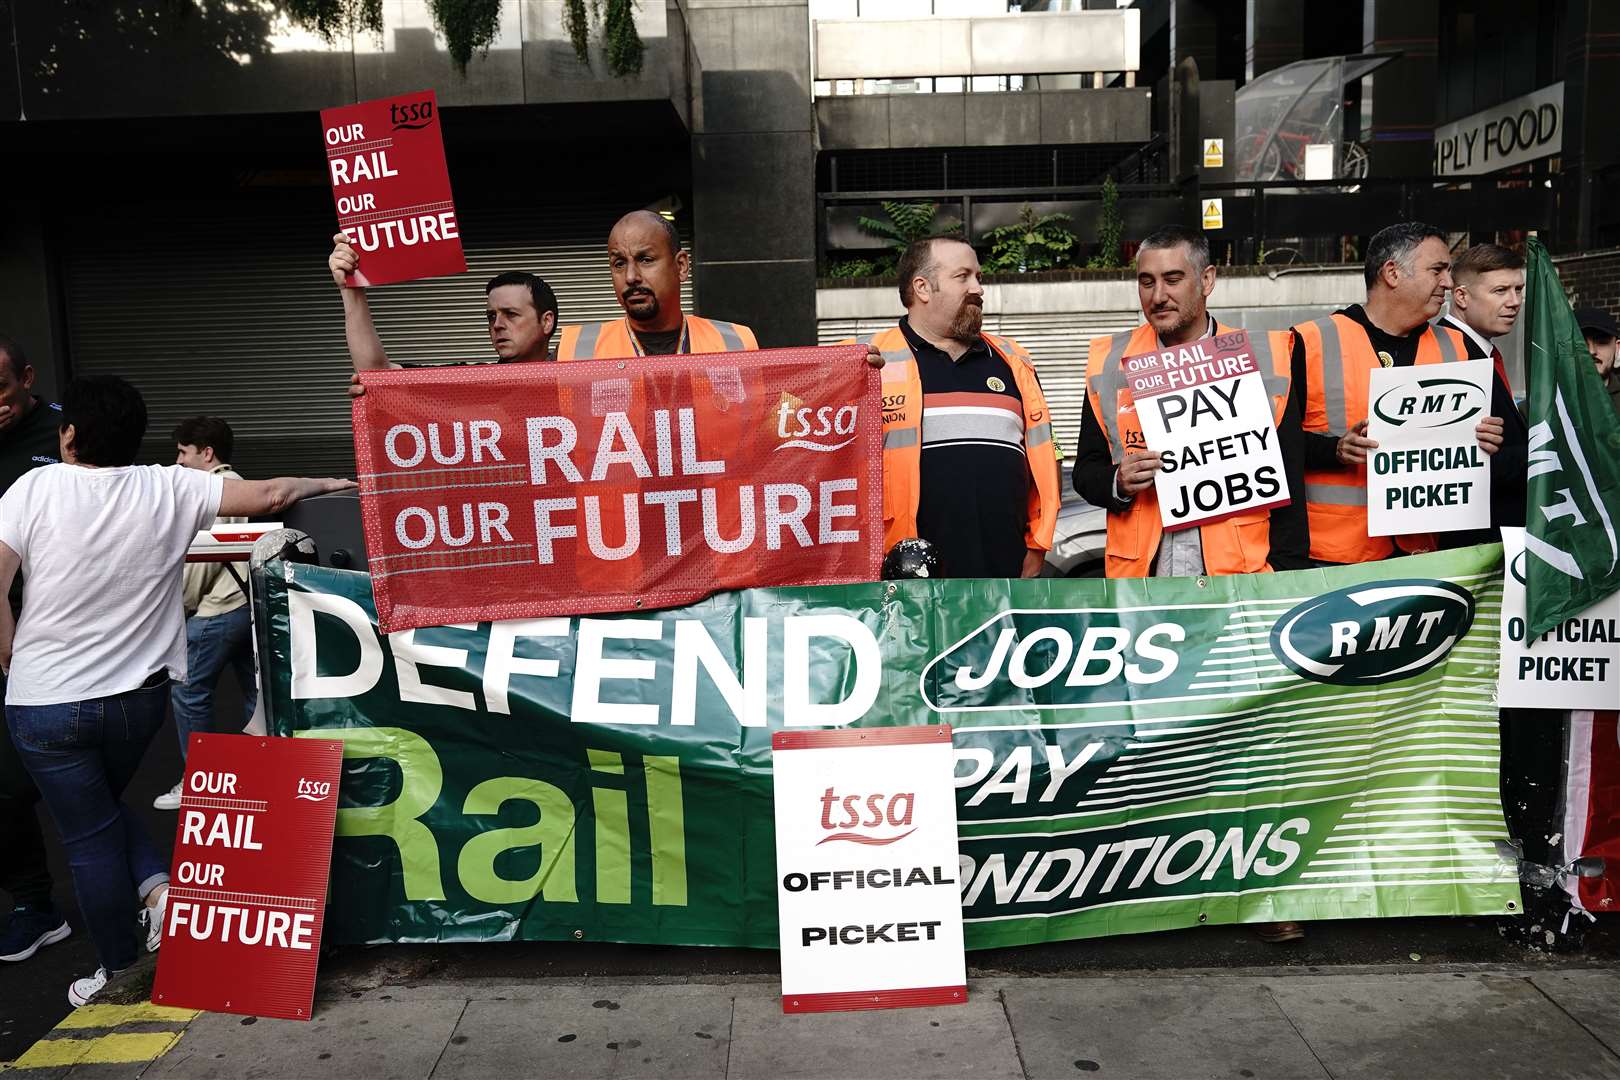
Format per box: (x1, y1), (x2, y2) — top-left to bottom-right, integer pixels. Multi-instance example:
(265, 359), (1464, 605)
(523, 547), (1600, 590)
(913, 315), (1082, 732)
(320, 90), (466, 287)
(351, 345), (884, 633)
(151, 734), (343, 1022)
(1566, 710), (1620, 915)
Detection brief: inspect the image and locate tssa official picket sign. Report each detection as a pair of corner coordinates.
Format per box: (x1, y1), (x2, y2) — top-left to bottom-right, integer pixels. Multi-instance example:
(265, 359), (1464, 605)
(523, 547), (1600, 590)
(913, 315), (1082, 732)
(772, 726), (966, 1013)
(1498, 528), (1619, 709)
(1124, 330), (1290, 530)
(152, 734), (343, 1021)
(1366, 360), (1494, 536)
(321, 89), (466, 287)
(259, 543), (1519, 950)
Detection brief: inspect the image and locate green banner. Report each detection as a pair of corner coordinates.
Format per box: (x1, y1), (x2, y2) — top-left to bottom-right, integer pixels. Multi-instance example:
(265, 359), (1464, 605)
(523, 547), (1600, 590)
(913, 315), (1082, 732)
(260, 545), (1521, 949)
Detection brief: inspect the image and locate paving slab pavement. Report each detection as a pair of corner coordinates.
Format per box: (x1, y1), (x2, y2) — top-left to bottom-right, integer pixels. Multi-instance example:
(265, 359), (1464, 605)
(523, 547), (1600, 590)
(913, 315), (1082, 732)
(142, 1001), (461, 1080)
(9, 965), (1620, 1079)
(433, 988), (734, 1079)
(1263, 973), (1620, 1080)
(1002, 977), (1330, 1080)
(727, 990), (1022, 1080)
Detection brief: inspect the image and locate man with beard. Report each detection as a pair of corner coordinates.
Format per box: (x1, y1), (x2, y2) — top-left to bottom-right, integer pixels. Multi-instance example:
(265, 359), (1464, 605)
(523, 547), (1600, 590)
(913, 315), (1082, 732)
(863, 237), (1060, 578)
(1074, 225), (1308, 578)
(556, 211), (757, 357)
(1436, 243), (1529, 547)
(1294, 222), (1504, 565)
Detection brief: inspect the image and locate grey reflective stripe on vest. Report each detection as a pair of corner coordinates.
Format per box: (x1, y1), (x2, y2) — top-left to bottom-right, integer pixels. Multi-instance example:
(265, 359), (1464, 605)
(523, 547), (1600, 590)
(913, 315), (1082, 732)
(1025, 422), (1052, 449)
(1310, 316), (1348, 435)
(1305, 482), (1368, 506)
(1090, 333), (1134, 464)
(884, 427), (919, 449)
(574, 321), (603, 358)
(711, 319), (746, 351)
(858, 332), (915, 383)
(1431, 324), (1462, 364)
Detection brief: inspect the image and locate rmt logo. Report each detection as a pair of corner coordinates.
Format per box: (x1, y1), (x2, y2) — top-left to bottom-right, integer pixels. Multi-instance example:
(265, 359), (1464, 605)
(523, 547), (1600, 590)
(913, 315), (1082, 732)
(295, 778), (333, 802)
(1270, 579), (1475, 686)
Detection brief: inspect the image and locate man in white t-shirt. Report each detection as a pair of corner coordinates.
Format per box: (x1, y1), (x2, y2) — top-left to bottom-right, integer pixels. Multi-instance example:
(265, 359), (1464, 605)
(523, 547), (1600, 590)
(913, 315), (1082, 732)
(152, 416), (255, 812)
(0, 375), (353, 1007)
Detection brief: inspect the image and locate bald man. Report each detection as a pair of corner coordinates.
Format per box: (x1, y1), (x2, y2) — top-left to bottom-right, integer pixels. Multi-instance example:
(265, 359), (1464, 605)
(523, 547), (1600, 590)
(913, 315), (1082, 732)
(557, 211), (758, 358)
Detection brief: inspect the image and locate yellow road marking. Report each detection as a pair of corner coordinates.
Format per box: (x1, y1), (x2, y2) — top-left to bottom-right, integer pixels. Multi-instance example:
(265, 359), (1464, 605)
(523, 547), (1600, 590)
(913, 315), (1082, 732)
(12, 1031), (184, 1068)
(52, 1002), (200, 1029)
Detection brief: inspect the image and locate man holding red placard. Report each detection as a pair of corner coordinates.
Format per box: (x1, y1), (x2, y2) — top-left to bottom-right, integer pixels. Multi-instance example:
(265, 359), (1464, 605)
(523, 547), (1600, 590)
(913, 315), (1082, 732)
(329, 235), (559, 376)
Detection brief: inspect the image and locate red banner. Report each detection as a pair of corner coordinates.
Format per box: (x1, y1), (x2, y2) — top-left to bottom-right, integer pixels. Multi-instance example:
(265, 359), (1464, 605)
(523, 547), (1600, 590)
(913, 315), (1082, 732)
(352, 345), (884, 633)
(321, 90), (466, 287)
(151, 734), (343, 1021)
(1565, 710), (1620, 915)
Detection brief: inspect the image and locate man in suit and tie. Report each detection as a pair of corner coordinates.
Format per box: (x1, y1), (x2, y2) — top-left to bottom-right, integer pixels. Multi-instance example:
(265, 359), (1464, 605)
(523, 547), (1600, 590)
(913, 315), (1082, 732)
(1436, 243), (1530, 547)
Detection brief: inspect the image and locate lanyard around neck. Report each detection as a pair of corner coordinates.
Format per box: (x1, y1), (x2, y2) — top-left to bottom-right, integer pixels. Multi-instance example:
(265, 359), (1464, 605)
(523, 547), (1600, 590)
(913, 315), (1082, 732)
(626, 316), (689, 357)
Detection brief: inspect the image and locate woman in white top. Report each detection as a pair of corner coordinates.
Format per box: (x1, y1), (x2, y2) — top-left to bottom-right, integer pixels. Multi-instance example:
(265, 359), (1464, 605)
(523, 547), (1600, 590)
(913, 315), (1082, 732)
(0, 375), (353, 1007)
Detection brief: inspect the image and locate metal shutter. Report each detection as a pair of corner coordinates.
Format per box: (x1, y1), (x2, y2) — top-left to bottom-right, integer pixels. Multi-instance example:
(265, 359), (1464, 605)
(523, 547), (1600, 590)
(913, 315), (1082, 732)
(817, 308), (1142, 459)
(62, 196), (694, 479)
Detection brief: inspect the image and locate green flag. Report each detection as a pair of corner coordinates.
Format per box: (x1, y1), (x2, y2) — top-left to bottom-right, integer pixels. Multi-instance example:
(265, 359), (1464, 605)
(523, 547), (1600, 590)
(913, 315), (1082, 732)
(1523, 237), (1620, 638)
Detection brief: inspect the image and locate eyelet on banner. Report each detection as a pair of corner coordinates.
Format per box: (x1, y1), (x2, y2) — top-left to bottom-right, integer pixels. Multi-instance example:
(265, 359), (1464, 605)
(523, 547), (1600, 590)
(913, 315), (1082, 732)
(1196, 576), (1208, 589)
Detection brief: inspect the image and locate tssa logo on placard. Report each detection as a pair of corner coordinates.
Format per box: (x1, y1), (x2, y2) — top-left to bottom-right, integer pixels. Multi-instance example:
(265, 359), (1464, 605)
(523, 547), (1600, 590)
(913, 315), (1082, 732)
(921, 610), (1188, 711)
(774, 392), (859, 452)
(1371, 378), (1487, 429)
(295, 778), (333, 802)
(1269, 580), (1474, 686)
(818, 787), (915, 845)
(390, 98), (435, 130)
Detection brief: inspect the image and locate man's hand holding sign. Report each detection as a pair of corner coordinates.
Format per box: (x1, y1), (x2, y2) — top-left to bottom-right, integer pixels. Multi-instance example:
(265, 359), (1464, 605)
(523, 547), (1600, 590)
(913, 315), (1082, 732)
(1364, 358), (1497, 535)
(1125, 330), (1292, 530)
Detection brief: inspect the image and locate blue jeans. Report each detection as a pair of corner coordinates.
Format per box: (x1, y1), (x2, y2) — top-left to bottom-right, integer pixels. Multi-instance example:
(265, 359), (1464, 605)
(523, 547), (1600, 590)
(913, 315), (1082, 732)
(8, 678), (171, 973)
(171, 606), (257, 762)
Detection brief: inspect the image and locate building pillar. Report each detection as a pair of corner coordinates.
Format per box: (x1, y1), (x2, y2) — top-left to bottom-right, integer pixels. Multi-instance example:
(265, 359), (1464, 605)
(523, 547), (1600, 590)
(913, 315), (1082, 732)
(682, 0), (816, 348)
(1558, 0), (1620, 250)
(1245, 0), (1303, 82)
(1361, 0), (1440, 177)
(1169, 0), (1219, 81)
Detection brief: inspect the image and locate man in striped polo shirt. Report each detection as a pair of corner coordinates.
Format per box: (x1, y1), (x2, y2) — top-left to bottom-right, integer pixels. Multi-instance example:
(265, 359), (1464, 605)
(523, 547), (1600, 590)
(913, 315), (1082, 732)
(868, 238), (1061, 578)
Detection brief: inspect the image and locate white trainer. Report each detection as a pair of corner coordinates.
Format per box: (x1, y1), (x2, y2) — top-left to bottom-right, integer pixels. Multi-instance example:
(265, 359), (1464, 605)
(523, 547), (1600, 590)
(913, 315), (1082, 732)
(141, 886), (168, 953)
(68, 967), (108, 1007)
(152, 783), (183, 811)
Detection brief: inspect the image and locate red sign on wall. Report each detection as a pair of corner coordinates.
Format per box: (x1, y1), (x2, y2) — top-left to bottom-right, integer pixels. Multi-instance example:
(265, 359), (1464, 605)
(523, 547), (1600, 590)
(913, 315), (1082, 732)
(320, 89), (466, 287)
(151, 734), (343, 1021)
(351, 345), (884, 633)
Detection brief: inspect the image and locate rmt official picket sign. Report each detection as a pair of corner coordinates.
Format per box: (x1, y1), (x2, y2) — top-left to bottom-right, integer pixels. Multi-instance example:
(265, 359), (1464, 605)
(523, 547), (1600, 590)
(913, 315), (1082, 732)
(152, 734), (344, 1021)
(771, 726), (966, 1013)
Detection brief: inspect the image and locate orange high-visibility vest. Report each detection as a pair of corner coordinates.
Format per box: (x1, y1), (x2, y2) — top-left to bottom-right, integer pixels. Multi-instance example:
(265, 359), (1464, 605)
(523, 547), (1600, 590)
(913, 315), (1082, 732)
(1296, 313), (1468, 564)
(555, 315), (757, 360)
(864, 325), (1061, 555)
(1084, 322), (1295, 577)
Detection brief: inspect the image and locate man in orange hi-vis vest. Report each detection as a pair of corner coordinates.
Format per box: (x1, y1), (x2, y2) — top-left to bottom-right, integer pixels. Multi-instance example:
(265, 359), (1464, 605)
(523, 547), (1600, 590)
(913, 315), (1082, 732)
(1075, 225), (1309, 948)
(556, 211), (757, 359)
(861, 237), (1060, 578)
(1291, 222), (1508, 565)
(1074, 225), (1309, 578)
